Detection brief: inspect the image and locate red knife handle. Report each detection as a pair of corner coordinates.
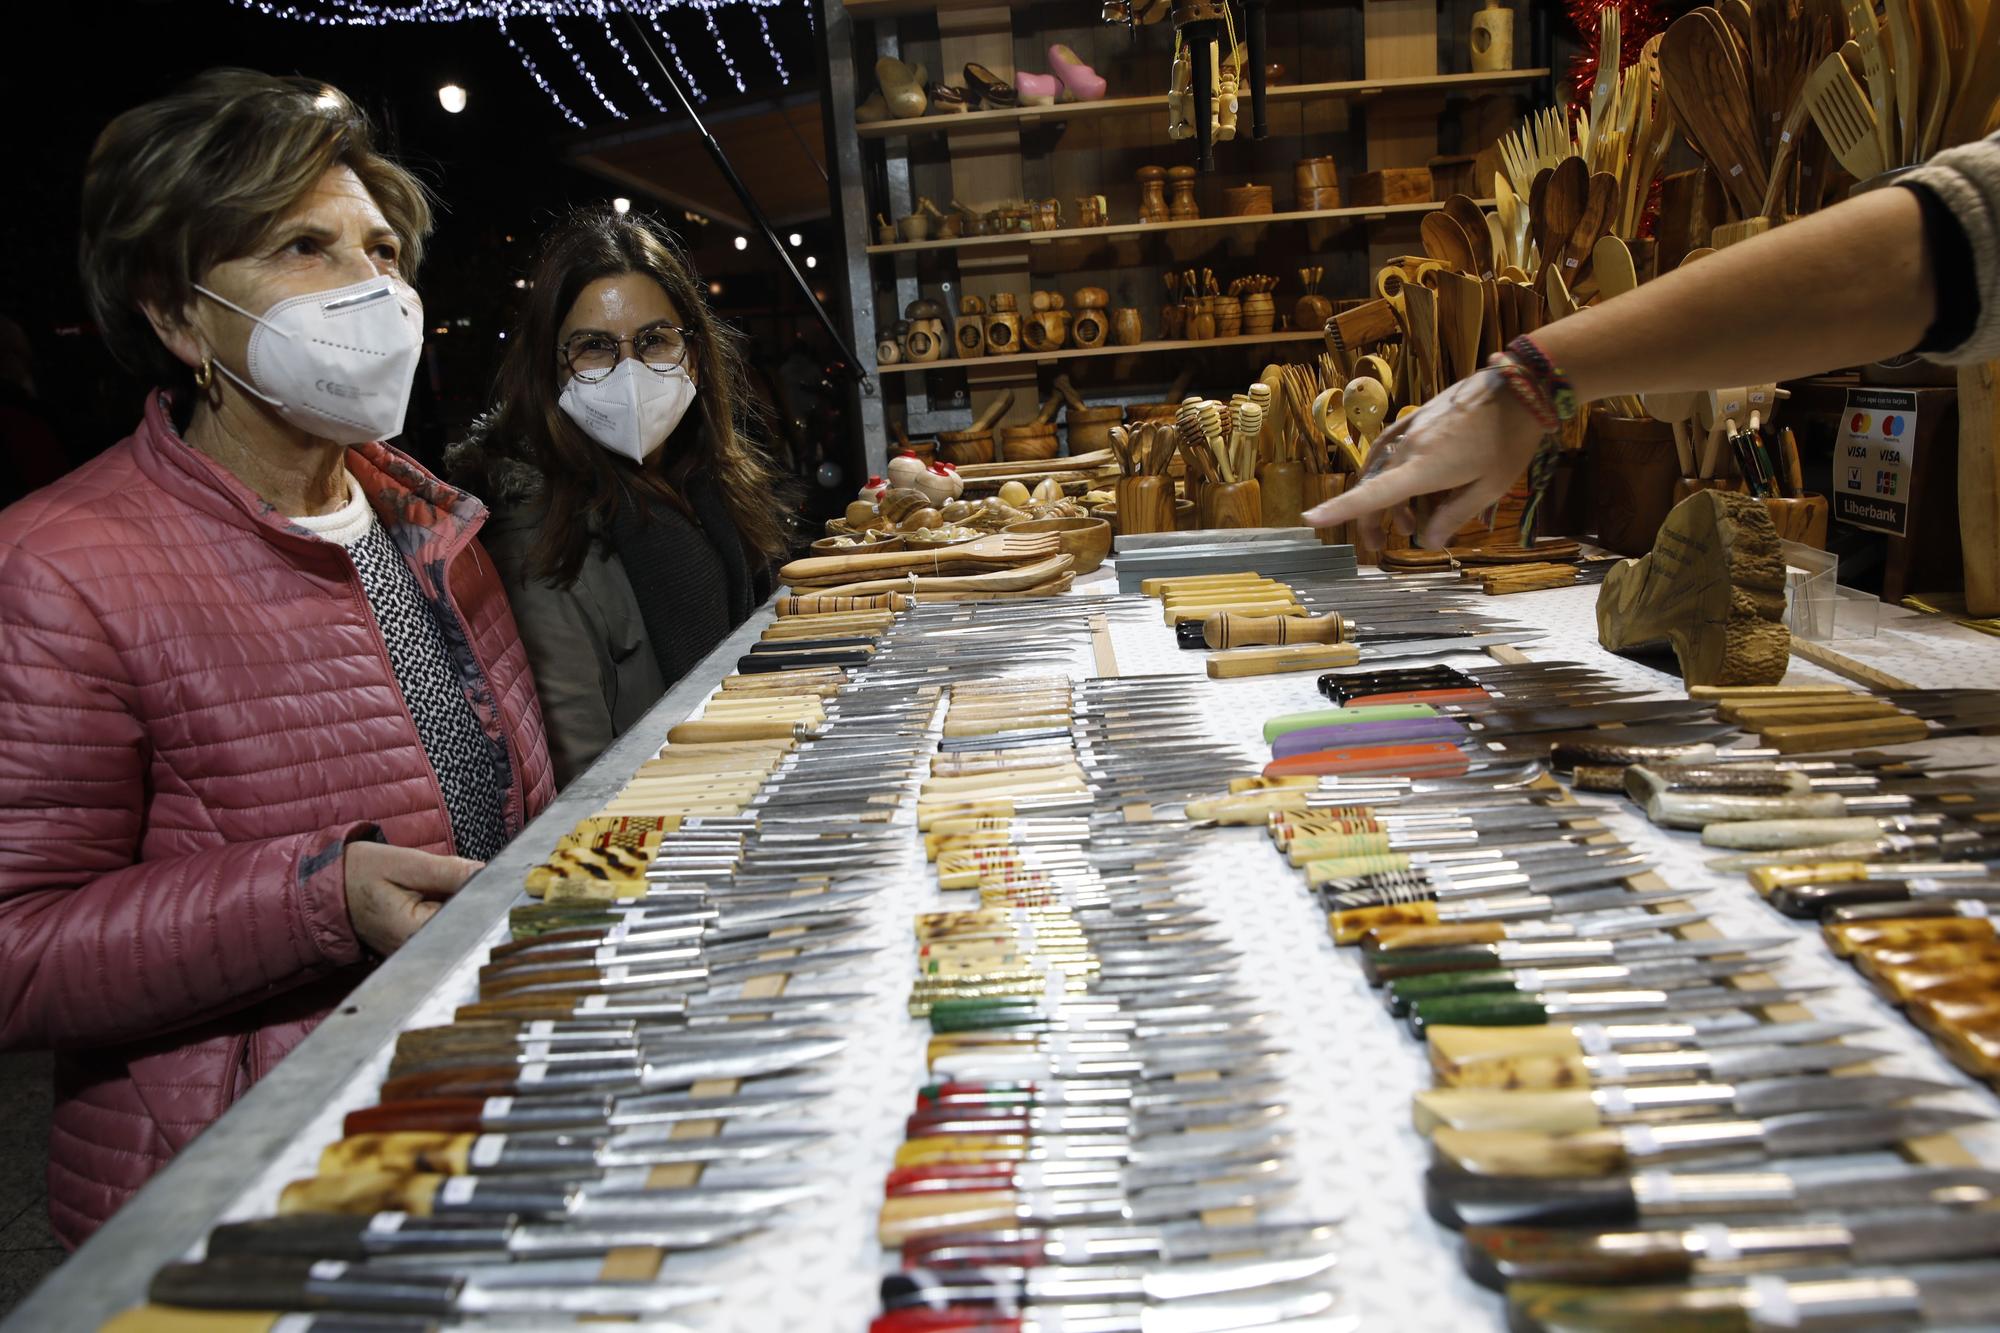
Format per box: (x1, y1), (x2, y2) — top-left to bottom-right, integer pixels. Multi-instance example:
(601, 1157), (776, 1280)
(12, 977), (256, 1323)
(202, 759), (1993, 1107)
(902, 1234), (1051, 1269)
(1264, 743), (1470, 779)
(917, 1082), (1044, 1110)
(871, 1310), (1020, 1333)
(907, 1111), (1039, 1136)
(885, 1163), (1023, 1196)
(1345, 688), (1494, 708)
(343, 1098), (487, 1136)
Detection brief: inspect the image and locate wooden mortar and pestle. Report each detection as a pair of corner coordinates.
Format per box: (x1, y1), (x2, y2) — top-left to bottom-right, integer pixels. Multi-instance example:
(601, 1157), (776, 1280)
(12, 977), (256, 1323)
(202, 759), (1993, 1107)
(937, 389), (1013, 466)
(1000, 393), (1063, 462)
(1055, 374), (1123, 454)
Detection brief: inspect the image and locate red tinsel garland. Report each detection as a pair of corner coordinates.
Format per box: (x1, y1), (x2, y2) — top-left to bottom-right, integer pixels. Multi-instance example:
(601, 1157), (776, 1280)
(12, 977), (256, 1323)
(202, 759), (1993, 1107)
(1564, 0), (1672, 112)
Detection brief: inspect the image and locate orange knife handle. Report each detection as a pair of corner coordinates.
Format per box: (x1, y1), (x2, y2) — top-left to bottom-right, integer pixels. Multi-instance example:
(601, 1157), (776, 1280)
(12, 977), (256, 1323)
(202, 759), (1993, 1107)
(1265, 742), (1470, 779)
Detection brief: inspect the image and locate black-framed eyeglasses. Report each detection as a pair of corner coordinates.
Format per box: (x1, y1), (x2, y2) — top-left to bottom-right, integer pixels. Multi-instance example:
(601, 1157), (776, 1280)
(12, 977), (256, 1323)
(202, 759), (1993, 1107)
(560, 324), (693, 382)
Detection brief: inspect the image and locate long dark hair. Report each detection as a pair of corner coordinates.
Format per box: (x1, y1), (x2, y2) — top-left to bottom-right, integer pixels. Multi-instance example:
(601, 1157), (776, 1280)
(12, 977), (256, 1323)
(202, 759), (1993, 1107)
(485, 207), (790, 584)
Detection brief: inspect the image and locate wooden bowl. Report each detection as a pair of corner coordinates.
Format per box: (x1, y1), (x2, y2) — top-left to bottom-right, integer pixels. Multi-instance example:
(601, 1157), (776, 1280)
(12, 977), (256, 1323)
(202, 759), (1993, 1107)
(1064, 404), (1124, 455)
(936, 430), (994, 466)
(1088, 500), (1196, 537)
(1004, 516), (1113, 575)
(1000, 423), (1061, 462)
(811, 532), (904, 555)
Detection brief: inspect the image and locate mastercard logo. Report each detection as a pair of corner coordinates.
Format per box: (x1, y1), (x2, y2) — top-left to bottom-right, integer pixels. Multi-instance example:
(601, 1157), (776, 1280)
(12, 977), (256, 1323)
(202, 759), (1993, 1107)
(1850, 412), (1872, 433)
(1882, 414), (1905, 437)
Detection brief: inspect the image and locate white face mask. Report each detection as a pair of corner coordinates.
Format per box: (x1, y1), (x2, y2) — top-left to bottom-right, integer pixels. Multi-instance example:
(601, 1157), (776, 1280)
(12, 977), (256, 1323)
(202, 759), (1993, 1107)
(194, 275), (424, 445)
(558, 355), (697, 464)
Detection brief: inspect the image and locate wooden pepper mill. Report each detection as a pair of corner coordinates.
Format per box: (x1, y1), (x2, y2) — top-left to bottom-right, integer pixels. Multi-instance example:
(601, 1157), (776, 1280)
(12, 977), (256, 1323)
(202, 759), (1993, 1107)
(1470, 0), (1515, 73)
(1168, 165), (1201, 220)
(1137, 166), (1170, 223)
(984, 293), (1022, 355)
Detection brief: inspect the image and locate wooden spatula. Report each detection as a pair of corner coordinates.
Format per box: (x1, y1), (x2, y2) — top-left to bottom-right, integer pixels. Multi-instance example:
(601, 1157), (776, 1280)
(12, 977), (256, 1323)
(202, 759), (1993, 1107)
(1804, 48), (1887, 179)
(815, 553), (1077, 598)
(1846, 0), (1898, 166)
(1914, 0), (1951, 158)
(1494, 173), (1524, 270)
(1402, 282), (1442, 405)
(1444, 195), (1494, 277)
(1527, 166), (1555, 270)
(1434, 270), (1486, 386)
(1591, 234), (1639, 300)
(1944, 0), (2000, 144)
(1420, 211), (1479, 274)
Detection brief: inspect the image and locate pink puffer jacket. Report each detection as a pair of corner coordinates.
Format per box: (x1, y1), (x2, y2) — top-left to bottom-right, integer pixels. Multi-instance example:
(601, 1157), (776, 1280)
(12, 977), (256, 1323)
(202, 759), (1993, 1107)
(0, 394), (554, 1246)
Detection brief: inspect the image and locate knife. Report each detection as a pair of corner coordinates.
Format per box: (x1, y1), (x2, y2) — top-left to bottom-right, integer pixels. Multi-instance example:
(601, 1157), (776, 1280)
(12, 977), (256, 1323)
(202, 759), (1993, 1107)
(1431, 1105), (1988, 1177)
(1462, 1209), (2000, 1288)
(1413, 1073), (1956, 1135)
(149, 1254), (718, 1318)
(343, 1083), (826, 1136)
(1425, 1021), (1878, 1087)
(900, 1219), (1343, 1270)
(878, 1251), (1338, 1309)
(1362, 934), (1792, 985)
(1333, 888), (1698, 947)
(1426, 1162), (2000, 1229)
(317, 1126), (826, 1177)
(1383, 957), (1779, 1017)
(203, 1209), (763, 1262)
(1266, 703), (1721, 758)
(1769, 877), (2000, 919)
(1358, 909), (1711, 956)
(883, 1151), (1289, 1202)
(1405, 982), (1823, 1034)
(869, 1289), (1346, 1333)
(376, 1035), (846, 1102)
(1319, 855), (1653, 906)
(875, 1174), (1296, 1247)
(1503, 1263), (2000, 1332)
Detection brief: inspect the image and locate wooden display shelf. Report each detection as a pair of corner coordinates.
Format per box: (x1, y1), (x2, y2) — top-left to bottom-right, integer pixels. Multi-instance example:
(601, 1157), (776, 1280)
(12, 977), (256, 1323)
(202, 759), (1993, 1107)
(856, 69), (1550, 140)
(876, 327), (1324, 374)
(867, 198), (1492, 257)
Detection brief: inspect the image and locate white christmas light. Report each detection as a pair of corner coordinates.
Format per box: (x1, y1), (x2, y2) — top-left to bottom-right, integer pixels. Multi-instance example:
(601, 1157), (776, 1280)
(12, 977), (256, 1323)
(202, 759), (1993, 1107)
(733, 235), (748, 250)
(495, 14), (584, 127)
(787, 232), (802, 247)
(437, 82), (468, 112)
(612, 197), (632, 214)
(804, 254), (816, 268)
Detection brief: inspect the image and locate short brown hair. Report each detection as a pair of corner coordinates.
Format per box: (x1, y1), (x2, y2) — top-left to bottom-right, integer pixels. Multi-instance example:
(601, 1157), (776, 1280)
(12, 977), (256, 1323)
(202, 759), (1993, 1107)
(79, 68), (432, 387)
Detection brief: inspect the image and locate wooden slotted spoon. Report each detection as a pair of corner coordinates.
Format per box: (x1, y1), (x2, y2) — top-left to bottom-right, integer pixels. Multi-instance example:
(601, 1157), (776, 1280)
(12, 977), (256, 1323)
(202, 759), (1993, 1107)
(1803, 47), (1887, 179)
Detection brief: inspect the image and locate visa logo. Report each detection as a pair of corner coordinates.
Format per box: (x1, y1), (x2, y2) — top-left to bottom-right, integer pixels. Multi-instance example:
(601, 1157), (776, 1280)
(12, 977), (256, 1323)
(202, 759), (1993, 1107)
(1846, 445), (1869, 457)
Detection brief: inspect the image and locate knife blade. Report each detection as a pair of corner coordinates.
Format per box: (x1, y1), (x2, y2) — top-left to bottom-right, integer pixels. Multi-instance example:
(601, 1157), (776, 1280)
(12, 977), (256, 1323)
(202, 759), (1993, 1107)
(878, 1251), (1338, 1308)
(875, 1174), (1297, 1247)
(1384, 956), (1779, 1016)
(899, 1219), (1343, 1270)
(1424, 1021), (1878, 1087)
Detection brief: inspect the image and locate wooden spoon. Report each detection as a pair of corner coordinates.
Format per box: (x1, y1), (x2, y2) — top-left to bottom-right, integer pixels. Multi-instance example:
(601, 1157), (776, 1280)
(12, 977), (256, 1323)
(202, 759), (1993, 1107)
(1526, 167), (1555, 270)
(1562, 171), (1619, 286)
(1493, 173), (1524, 269)
(1883, 0), (1920, 163)
(1914, 0), (1951, 158)
(1537, 158), (1588, 278)
(1592, 234), (1640, 300)
(1434, 270), (1487, 386)
(1420, 211), (1480, 275)
(1444, 195), (1494, 277)
(1661, 12), (1770, 217)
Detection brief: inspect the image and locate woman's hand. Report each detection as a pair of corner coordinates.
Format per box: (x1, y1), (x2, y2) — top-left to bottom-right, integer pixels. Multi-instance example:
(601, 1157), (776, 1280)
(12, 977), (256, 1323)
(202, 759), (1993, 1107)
(1303, 365), (1549, 551)
(345, 841), (484, 955)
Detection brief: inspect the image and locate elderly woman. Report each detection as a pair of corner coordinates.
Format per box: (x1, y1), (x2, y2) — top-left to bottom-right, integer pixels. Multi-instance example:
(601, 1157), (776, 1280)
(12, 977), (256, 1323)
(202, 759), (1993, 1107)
(0, 69), (554, 1245)
(448, 209), (791, 788)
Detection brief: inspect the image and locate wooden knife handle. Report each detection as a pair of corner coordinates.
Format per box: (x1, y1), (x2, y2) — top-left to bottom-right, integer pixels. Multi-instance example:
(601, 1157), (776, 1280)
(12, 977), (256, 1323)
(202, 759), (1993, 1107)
(1207, 643), (1362, 678)
(1701, 815), (1887, 850)
(1330, 900), (1441, 946)
(1685, 683), (1854, 701)
(1184, 791), (1310, 824)
(1432, 1126), (1628, 1177)
(380, 1065), (534, 1101)
(100, 1309), (333, 1333)
(1203, 611), (1344, 648)
(1748, 861), (1871, 895)
(344, 1098), (488, 1137)
(667, 718), (809, 744)
(1165, 597), (1303, 625)
(1827, 917), (1998, 956)
(1365, 922), (1509, 952)
(1415, 1089), (1603, 1136)
(1721, 700), (1900, 727)
(277, 1171), (444, 1217)
(319, 1132), (475, 1177)
(1505, 1279), (1755, 1331)
(877, 1190), (1020, 1247)
(1464, 1224), (1698, 1288)
(1758, 714), (1929, 753)
(1434, 1050), (1595, 1093)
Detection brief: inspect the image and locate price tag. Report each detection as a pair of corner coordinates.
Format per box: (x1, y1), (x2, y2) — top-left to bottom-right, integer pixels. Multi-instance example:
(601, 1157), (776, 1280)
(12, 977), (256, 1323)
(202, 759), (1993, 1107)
(1833, 387), (1918, 536)
(470, 1135), (507, 1168)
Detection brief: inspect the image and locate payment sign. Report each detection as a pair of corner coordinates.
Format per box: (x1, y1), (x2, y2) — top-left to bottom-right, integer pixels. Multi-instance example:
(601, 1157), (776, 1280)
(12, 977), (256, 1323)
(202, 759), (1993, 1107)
(1834, 388), (1917, 537)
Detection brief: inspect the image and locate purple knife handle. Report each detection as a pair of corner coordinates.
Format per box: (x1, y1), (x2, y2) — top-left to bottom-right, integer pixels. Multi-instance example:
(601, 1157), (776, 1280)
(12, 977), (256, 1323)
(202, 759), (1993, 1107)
(1270, 717), (1468, 757)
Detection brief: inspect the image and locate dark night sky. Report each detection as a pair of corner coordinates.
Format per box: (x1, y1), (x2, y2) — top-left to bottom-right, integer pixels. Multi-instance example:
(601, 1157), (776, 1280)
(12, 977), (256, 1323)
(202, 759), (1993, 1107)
(0, 0), (838, 472)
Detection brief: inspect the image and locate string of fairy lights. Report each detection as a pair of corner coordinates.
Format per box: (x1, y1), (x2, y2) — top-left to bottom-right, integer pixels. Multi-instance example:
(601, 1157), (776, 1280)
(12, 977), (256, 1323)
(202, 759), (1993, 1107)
(227, 0), (804, 125)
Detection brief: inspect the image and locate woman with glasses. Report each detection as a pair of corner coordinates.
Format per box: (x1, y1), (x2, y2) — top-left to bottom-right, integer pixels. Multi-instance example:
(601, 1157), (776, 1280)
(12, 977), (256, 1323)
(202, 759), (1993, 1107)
(449, 208), (792, 788)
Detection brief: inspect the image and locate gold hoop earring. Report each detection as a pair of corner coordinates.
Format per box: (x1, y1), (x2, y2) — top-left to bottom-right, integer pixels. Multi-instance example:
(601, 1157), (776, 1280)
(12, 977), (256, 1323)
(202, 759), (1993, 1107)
(193, 357), (214, 391)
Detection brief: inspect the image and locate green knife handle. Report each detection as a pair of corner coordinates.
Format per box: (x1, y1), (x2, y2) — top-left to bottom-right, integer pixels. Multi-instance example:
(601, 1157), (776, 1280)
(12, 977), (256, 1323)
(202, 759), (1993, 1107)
(928, 1000), (1050, 1033)
(1363, 946), (1502, 984)
(1425, 1166), (1641, 1231)
(1261, 703), (1438, 743)
(1389, 969), (1522, 1013)
(1410, 993), (1551, 1030)
(1506, 1280), (1755, 1333)
(1462, 1225), (1696, 1290)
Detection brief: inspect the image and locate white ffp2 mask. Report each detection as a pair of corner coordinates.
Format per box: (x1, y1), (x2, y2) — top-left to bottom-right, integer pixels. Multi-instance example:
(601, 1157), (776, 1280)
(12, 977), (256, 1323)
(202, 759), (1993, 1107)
(558, 356), (697, 464)
(195, 276), (425, 444)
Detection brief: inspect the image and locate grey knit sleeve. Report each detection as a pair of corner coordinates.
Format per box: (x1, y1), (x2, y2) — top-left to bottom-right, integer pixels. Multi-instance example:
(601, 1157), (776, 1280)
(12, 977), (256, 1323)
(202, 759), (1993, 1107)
(1901, 131), (2000, 365)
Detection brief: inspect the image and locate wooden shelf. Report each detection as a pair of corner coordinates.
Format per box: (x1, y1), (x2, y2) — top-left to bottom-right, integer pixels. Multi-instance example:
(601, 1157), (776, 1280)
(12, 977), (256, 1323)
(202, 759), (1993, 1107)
(875, 328), (1324, 375)
(856, 70), (1549, 140)
(866, 199), (1492, 257)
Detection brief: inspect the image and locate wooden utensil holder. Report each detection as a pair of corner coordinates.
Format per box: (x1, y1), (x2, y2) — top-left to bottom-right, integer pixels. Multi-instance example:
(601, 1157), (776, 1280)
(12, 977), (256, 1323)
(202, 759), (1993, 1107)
(1065, 405), (1124, 453)
(1240, 293), (1276, 336)
(1212, 296), (1243, 338)
(1115, 477), (1177, 535)
(1762, 494), (1829, 548)
(1199, 480), (1262, 530)
(1256, 460), (1305, 527)
(1588, 412), (1681, 556)
(936, 430), (994, 466)
(1302, 472), (1348, 545)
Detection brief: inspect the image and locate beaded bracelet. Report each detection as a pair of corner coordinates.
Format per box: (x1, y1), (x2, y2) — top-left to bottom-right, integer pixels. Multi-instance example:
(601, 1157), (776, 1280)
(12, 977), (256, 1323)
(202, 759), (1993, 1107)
(1503, 334), (1579, 423)
(1491, 361), (1560, 433)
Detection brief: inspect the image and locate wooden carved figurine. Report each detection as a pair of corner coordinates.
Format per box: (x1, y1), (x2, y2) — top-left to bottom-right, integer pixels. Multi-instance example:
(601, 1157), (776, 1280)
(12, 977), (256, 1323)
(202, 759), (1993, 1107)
(1470, 0), (1515, 73)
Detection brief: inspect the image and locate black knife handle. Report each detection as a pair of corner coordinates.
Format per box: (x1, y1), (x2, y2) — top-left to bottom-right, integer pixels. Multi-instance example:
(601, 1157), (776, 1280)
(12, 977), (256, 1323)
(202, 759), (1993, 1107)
(881, 1270), (1031, 1310)
(747, 636), (877, 653)
(152, 1256), (459, 1315)
(206, 1213), (514, 1260)
(1425, 1165), (1640, 1230)
(736, 650), (872, 674)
